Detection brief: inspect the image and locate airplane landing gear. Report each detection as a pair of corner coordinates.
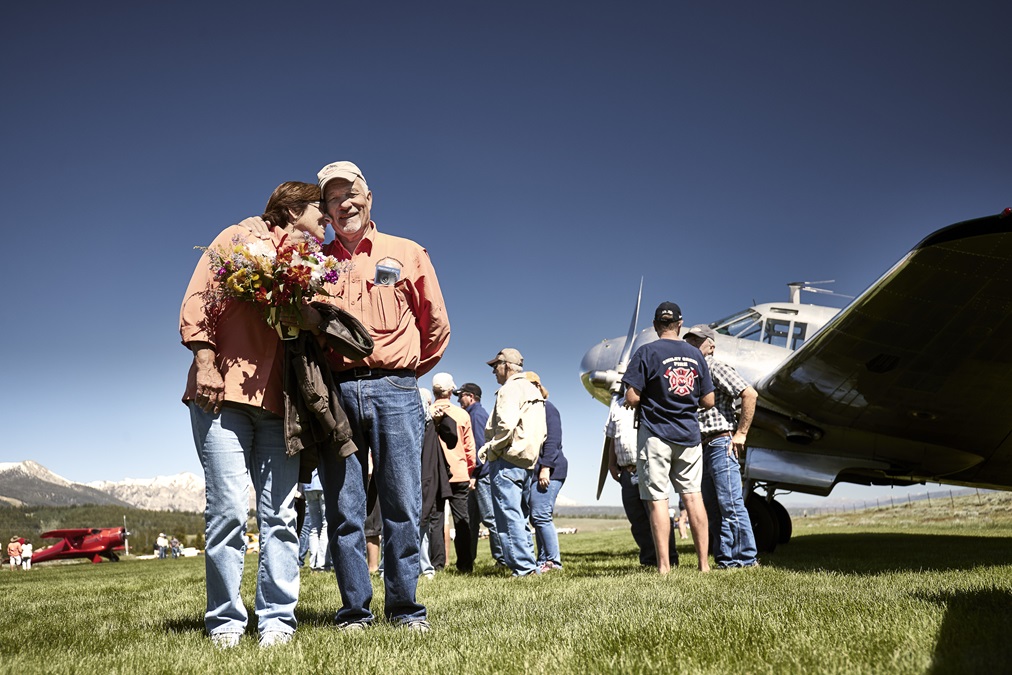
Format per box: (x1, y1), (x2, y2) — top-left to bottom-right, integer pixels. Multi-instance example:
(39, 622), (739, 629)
(745, 487), (794, 553)
(745, 492), (779, 553)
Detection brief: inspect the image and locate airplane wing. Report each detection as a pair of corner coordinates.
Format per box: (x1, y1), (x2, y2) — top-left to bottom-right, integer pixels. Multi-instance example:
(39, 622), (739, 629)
(41, 528), (100, 539)
(753, 210), (1012, 488)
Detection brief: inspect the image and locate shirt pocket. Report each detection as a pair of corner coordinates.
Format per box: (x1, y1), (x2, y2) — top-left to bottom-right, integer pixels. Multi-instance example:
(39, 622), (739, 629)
(364, 279), (408, 333)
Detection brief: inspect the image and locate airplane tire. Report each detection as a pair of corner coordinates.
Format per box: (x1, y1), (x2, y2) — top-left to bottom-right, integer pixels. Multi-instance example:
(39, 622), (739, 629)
(745, 493), (780, 554)
(769, 498), (793, 544)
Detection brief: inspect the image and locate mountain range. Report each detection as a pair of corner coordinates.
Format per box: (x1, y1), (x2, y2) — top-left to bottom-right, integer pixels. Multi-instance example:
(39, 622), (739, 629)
(0, 460), (583, 513)
(0, 460), (205, 512)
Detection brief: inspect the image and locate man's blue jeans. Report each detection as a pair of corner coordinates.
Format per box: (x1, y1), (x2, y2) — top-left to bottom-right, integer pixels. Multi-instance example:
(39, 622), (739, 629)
(529, 478), (564, 567)
(701, 435), (757, 568)
(189, 402), (300, 638)
(319, 373), (426, 624)
(469, 473), (504, 565)
(489, 458), (538, 576)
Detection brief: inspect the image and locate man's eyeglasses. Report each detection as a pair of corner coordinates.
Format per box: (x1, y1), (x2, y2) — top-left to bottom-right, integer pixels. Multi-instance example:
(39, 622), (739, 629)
(489, 361), (504, 371)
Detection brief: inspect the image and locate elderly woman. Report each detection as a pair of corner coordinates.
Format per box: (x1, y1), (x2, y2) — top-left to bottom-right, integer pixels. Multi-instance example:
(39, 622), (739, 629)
(180, 181), (327, 649)
(525, 372), (569, 572)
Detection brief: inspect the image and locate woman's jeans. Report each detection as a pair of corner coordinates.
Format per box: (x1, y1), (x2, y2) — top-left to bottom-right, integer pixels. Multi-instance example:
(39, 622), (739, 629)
(529, 478), (564, 567)
(189, 402), (300, 637)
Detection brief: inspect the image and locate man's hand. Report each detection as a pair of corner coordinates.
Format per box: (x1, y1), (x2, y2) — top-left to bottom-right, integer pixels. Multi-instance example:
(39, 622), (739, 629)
(731, 431), (747, 459)
(238, 216), (271, 238)
(538, 466), (551, 490)
(468, 477), (477, 491)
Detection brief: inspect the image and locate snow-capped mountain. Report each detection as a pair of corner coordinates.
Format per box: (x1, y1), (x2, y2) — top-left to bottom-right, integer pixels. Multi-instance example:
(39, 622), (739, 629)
(0, 460), (203, 512)
(87, 473), (206, 513)
(0, 460), (131, 508)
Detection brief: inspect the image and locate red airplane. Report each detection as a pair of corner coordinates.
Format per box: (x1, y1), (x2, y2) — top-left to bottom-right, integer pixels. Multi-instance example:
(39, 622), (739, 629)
(32, 527), (128, 564)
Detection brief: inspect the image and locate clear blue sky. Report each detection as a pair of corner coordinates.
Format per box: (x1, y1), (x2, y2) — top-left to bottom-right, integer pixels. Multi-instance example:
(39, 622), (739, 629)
(2, 2), (1009, 507)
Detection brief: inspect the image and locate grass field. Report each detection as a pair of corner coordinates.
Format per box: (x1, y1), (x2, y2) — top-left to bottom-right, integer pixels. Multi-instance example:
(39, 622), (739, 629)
(1, 492), (1010, 674)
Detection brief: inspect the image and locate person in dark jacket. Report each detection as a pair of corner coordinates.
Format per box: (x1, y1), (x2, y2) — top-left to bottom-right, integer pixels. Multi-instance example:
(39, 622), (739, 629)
(524, 372), (568, 572)
(457, 383), (504, 567)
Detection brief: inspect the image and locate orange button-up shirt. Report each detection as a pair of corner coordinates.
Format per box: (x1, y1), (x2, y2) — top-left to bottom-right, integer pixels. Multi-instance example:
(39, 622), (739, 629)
(431, 400), (476, 482)
(321, 222), (450, 376)
(179, 225), (286, 416)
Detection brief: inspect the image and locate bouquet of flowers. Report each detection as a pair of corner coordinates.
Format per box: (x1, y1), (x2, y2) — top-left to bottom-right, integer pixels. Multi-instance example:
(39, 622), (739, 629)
(198, 233), (345, 339)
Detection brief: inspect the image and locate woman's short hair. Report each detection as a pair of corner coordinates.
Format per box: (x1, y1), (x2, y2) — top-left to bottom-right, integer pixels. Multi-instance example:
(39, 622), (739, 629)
(263, 181), (322, 229)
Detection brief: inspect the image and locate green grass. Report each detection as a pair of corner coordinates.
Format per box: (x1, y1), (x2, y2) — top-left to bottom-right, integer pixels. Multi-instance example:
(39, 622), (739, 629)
(1, 493), (1011, 674)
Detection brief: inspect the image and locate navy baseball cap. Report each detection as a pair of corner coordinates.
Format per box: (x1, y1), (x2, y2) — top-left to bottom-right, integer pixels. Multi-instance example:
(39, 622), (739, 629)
(654, 302), (682, 322)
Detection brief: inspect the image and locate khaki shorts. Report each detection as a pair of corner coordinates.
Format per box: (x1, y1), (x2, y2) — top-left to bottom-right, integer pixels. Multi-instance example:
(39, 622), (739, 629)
(636, 429), (702, 501)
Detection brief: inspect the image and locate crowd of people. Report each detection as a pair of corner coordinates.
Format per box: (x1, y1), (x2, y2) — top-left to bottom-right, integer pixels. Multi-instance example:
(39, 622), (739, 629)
(179, 159), (753, 650)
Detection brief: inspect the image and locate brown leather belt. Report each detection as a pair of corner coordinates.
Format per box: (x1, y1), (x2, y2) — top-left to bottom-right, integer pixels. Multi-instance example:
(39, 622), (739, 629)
(700, 430), (732, 444)
(334, 367), (415, 381)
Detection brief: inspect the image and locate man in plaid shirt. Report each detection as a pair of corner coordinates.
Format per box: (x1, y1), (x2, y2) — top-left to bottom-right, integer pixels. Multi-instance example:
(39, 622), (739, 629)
(683, 324), (759, 568)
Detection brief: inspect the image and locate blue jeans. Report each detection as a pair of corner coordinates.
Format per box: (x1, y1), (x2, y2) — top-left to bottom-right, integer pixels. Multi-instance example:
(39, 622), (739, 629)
(319, 373), (425, 624)
(303, 489), (328, 569)
(469, 473), (504, 565)
(529, 478), (564, 567)
(189, 402), (300, 637)
(619, 468), (677, 566)
(298, 517), (311, 567)
(701, 435), (757, 568)
(490, 459), (538, 576)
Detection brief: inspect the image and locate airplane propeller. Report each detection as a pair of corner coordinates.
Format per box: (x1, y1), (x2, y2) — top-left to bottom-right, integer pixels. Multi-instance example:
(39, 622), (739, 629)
(596, 278), (643, 500)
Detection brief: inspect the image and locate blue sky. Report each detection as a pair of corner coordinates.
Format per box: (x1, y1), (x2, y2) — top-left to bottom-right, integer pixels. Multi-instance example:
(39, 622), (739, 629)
(2, 2), (1009, 507)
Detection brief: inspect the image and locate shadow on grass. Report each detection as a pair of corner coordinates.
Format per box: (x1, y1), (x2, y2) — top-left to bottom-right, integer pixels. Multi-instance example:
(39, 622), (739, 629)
(769, 532), (1012, 574)
(918, 587), (1012, 672)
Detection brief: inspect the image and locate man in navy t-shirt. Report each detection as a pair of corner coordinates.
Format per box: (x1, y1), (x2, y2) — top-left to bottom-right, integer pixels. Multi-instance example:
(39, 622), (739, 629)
(622, 301), (715, 574)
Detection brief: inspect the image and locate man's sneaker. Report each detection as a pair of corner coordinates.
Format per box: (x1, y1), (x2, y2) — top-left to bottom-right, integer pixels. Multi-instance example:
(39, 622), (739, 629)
(539, 561), (560, 573)
(335, 621), (369, 633)
(210, 632), (242, 649)
(258, 631), (292, 648)
(402, 619), (431, 633)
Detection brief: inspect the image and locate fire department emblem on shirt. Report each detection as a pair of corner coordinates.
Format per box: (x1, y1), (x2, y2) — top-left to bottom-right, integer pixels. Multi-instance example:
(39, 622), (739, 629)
(665, 367), (696, 396)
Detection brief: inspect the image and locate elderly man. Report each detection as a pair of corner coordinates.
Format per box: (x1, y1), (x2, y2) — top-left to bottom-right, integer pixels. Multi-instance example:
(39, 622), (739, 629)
(683, 324), (760, 569)
(305, 161), (450, 632)
(622, 302), (714, 574)
(429, 372), (476, 572)
(478, 348), (546, 576)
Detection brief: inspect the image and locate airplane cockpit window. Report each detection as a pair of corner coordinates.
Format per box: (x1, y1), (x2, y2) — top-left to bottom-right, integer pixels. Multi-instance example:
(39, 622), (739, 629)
(763, 318), (791, 348)
(713, 309), (762, 341)
(791, 323), (808, 350)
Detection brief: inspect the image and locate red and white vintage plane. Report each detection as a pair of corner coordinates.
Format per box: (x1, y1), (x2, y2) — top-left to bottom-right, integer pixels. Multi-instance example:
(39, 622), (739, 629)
(32, 527), (128, 564)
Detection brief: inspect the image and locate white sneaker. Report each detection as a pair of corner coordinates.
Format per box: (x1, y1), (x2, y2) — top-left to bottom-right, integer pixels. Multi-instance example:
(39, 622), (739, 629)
(402, 619), (431, 633)
(210, 632), (242, 649)
(259, 631), (292, 648)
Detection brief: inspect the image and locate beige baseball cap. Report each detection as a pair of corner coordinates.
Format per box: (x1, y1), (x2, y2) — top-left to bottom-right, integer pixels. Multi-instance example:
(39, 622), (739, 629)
(487, 348), (523, 367)
(318, 161), (366, 193)
(431, 372), (456, 393)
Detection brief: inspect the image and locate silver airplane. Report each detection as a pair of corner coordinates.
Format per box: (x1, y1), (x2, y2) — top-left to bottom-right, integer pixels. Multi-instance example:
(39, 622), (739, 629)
(580, 208), (1012, 552)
